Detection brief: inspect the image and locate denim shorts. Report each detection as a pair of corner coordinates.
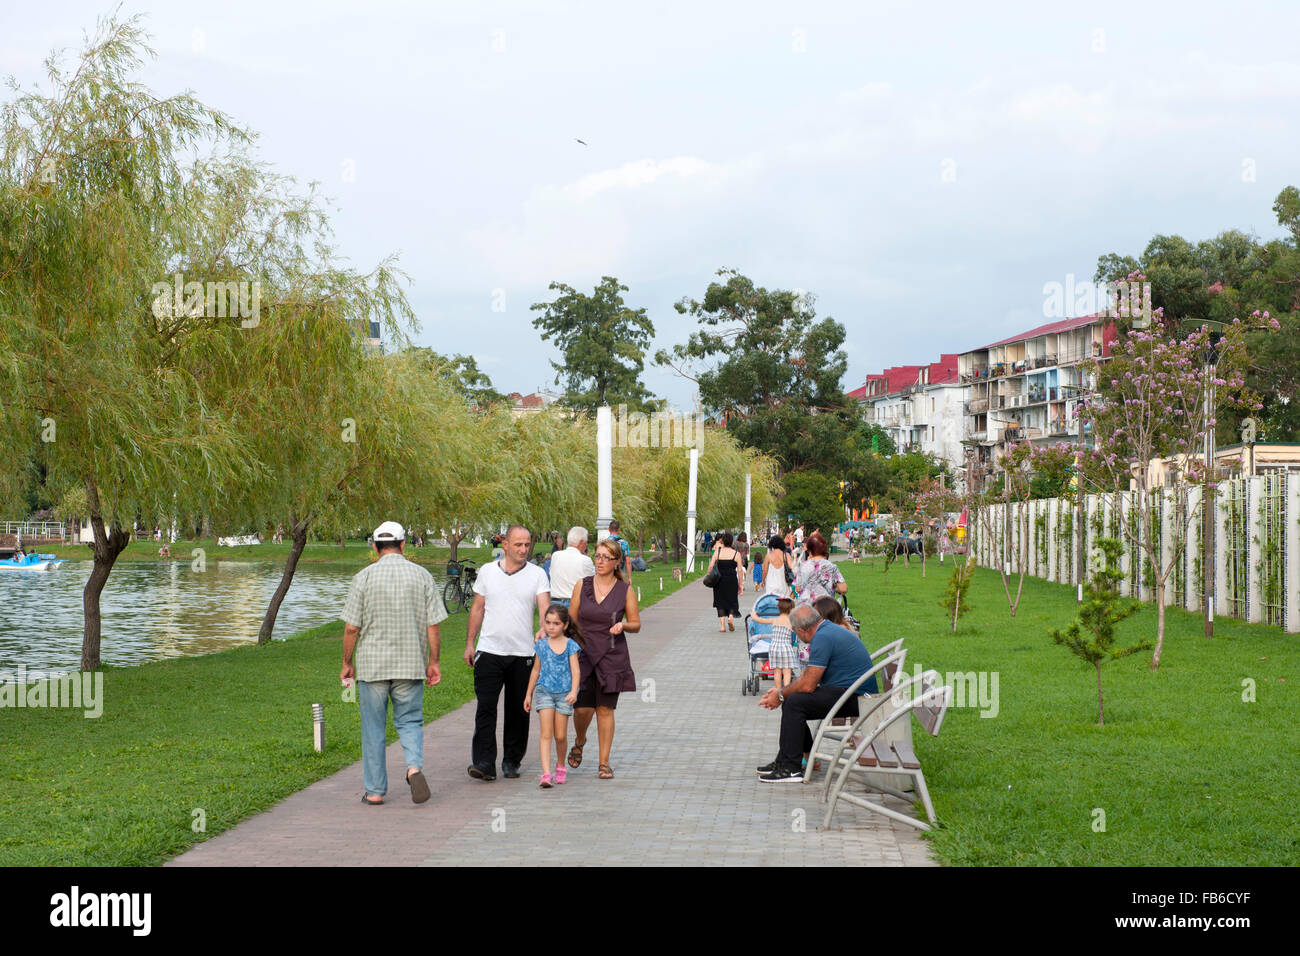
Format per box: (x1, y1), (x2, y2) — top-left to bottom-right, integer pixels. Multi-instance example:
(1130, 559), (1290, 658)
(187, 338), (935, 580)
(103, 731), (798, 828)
(533, 686), (574, 715)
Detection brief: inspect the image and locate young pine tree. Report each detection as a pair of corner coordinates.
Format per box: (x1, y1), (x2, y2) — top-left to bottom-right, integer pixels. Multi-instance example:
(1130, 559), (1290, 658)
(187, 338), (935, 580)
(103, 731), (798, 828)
(1051, 537), (1151, 726)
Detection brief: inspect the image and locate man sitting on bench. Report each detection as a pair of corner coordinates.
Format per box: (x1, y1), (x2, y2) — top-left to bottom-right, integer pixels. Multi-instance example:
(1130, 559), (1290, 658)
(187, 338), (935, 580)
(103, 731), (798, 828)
(755, 604), (877, 783)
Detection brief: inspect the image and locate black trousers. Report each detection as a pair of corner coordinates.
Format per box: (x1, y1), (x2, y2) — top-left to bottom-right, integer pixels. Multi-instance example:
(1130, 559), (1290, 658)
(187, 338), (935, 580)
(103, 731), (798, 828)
(472, 652), (534, 769)
(778, 685), (858, 768)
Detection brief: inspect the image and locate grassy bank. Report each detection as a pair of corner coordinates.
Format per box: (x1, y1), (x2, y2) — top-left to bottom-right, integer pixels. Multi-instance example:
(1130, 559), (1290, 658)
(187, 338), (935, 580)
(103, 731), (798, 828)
(0, 558), (702, 866)
(837, 556), (1298, 866)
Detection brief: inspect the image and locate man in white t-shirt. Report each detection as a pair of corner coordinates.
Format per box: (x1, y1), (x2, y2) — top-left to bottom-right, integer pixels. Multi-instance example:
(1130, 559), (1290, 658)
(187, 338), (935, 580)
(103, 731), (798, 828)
(464, 524), (550, 780)
(548, 526), (595, 608)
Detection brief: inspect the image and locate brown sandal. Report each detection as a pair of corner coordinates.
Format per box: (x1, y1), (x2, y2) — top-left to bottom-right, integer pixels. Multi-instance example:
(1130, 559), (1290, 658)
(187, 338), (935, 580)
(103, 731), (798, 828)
(598, 763), (614, 779)
(567, 743), (584, 769)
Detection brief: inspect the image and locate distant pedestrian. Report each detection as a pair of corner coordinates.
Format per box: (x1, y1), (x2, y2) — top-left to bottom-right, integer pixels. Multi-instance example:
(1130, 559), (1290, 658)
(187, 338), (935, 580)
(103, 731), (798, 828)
(523, 604), (583, 788)
(341, 521), (446, 806)
(548, 527), (595, 609)
(606, 519), (633, 580)
(708, 532), (743, 632)
(760, 534), (793, 599)
(735, 531), (750, 572)
(793, 532), (847, 606)
(464, 525), (551, 781)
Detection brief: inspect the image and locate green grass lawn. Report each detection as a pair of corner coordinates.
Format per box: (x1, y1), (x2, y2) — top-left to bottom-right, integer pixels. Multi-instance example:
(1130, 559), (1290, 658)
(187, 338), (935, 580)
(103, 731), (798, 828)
(0, 557), (703, 866)
(838, 556), (1299, 866)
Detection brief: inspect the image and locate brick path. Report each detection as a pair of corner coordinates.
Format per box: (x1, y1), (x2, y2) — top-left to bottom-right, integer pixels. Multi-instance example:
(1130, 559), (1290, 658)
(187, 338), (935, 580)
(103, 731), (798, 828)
(168, 573), (936, 867)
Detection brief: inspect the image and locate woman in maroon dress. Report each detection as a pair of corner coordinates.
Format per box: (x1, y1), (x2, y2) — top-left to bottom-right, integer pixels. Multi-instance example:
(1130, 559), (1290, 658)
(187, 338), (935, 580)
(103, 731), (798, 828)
(565, 537), (641, 779)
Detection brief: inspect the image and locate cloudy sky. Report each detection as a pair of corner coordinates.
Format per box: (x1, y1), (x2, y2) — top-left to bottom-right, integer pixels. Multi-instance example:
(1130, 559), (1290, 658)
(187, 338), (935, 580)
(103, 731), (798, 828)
(6, 1), (1298, 408)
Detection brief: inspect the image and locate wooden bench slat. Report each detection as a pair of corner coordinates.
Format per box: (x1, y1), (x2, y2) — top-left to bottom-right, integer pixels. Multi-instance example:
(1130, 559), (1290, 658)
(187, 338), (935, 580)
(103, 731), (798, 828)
(849, 736), (877, 766)
(892, 739), (921, 770)
(870, 739), (899, 767)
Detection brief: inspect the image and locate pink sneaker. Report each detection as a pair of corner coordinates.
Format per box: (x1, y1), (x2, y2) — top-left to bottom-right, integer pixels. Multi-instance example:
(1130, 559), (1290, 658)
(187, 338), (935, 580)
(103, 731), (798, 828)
(539, 773), (553, 789)
(554, 765), (567, 785)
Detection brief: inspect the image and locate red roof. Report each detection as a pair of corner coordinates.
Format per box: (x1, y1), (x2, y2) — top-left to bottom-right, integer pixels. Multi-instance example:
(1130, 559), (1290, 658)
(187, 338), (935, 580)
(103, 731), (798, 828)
(928, 353), (959, 384)
(979, 314), (1102, 351)
(846, 384), (868, 400)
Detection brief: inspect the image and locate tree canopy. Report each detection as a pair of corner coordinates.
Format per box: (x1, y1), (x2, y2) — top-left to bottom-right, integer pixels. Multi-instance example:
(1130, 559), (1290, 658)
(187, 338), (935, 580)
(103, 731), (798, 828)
(530, 276), (657, 413)
(657, 270), (857, 474)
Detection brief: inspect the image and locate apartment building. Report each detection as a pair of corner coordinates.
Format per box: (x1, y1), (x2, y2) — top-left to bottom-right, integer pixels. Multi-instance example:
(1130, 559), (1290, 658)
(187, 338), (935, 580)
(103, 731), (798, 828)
(851, 354), (968, 478)
(958, 314), (1116, 468)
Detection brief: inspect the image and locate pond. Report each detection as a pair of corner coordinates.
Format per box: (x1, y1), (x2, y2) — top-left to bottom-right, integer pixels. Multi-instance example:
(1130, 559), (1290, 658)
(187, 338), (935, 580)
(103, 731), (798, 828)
(0, 560), (449, 674)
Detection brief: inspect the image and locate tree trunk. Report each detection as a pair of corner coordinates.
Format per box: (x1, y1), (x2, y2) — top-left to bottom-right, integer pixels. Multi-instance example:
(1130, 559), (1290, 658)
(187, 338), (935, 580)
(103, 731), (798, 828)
(1151, 579), (1167, 669)
(1096, 662), (1105, 727)
(952, 585), (960, 632)
(339, 532), (346, 549)
(258, 518), (310, 645)
(81, 478), (131, 671)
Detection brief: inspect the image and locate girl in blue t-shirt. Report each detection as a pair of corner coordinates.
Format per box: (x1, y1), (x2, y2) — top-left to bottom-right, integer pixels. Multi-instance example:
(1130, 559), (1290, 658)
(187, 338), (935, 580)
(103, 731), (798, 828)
(524, 604), (584, 788)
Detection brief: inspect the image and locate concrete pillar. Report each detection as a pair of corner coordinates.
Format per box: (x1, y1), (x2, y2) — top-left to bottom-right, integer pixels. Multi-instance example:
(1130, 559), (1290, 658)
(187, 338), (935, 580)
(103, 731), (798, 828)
(596, 406), (612, 542)
(744, 473), (752, 543)
(685, 448), (699, 573)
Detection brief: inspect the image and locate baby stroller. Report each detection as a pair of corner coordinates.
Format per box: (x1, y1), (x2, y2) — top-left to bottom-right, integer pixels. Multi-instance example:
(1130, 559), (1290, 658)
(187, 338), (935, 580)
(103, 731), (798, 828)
(741, 593), (782, 695)
(840, 594), (862, 634)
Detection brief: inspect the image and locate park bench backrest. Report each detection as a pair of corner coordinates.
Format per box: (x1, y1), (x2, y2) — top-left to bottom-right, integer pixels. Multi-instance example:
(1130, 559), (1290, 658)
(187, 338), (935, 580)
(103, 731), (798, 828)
(913, 671), (951, 737)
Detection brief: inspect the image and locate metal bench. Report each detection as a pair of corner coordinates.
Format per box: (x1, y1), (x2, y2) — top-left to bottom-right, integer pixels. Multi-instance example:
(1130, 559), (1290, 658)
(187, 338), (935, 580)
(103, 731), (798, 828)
(820, 670), (952, 831)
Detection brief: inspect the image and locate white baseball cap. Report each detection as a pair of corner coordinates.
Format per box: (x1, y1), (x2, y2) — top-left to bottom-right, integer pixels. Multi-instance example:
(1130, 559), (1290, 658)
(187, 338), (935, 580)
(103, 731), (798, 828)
(373, 521), (405, 542)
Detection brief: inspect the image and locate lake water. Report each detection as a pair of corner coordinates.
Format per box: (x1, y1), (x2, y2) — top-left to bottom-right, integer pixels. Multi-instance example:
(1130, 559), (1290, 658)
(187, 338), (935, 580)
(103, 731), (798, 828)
(0, 560), (445, 674)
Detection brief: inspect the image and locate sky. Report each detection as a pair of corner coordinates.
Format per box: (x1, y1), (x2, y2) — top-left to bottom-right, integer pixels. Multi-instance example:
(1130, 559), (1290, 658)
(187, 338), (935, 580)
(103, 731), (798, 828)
(4, 0), (1298, 409)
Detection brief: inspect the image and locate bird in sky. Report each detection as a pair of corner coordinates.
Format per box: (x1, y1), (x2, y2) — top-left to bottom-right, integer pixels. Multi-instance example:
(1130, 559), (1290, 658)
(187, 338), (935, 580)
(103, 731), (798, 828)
(574, 138), (587, 145)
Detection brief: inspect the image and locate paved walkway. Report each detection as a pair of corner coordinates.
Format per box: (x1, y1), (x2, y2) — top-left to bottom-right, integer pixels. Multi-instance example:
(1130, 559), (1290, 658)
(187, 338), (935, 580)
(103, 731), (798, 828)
(169, 574), (936, 866)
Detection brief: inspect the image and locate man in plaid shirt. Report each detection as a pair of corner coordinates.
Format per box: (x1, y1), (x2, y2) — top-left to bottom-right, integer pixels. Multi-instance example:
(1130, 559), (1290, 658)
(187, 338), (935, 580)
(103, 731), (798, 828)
(342, 521), (447, 805)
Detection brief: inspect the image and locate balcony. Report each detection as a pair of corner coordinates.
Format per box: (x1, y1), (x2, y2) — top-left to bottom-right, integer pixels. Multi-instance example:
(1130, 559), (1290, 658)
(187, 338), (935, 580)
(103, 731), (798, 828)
(965, 398), (989, 415)
(1004, 426), (1025, 442)
(1049, 420), (1071, 437)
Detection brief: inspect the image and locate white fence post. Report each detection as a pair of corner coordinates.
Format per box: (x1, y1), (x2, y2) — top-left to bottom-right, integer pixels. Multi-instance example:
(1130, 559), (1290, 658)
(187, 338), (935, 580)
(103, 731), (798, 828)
(1248, 476), (1264, 624)
(1287, 473), (1300, 633)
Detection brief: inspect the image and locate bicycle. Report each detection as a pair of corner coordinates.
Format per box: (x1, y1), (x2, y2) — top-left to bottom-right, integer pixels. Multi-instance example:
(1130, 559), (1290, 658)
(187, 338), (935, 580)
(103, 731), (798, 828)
(443, 559), (478, 613)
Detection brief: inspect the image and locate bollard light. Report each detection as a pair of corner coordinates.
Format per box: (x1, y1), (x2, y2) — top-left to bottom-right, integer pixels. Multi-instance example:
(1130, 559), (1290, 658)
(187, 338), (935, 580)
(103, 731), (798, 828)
(312, 702), (325, 752)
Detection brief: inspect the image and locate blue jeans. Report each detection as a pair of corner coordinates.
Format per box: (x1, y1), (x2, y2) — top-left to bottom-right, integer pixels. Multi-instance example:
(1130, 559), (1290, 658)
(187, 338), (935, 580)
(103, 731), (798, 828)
(358, 678), (424, 797)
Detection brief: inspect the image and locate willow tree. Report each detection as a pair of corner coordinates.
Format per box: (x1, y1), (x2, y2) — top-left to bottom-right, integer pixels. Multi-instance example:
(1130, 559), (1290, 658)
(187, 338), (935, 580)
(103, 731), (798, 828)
(158, 148), (426, 644)
(0, 17), (259, 668)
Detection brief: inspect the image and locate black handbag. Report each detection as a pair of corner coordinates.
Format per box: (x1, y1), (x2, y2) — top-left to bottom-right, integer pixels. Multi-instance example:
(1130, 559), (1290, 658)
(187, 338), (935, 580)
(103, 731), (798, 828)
(702, 566), (720, 588)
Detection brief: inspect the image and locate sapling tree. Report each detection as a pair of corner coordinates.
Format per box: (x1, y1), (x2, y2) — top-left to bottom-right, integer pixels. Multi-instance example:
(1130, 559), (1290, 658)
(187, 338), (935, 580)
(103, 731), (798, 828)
(1051, 537), (1149, 726)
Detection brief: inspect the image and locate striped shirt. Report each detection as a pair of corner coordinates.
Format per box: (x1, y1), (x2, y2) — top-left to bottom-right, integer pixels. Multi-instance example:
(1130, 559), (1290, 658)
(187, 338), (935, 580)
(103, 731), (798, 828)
(343, 553), (448, 681)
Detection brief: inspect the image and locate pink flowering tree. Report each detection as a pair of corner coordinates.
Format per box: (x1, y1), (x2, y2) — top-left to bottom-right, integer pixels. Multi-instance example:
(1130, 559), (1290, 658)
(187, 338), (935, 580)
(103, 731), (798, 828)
(910, 477), (963, 578)
(1078, 303), (1274, 668)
